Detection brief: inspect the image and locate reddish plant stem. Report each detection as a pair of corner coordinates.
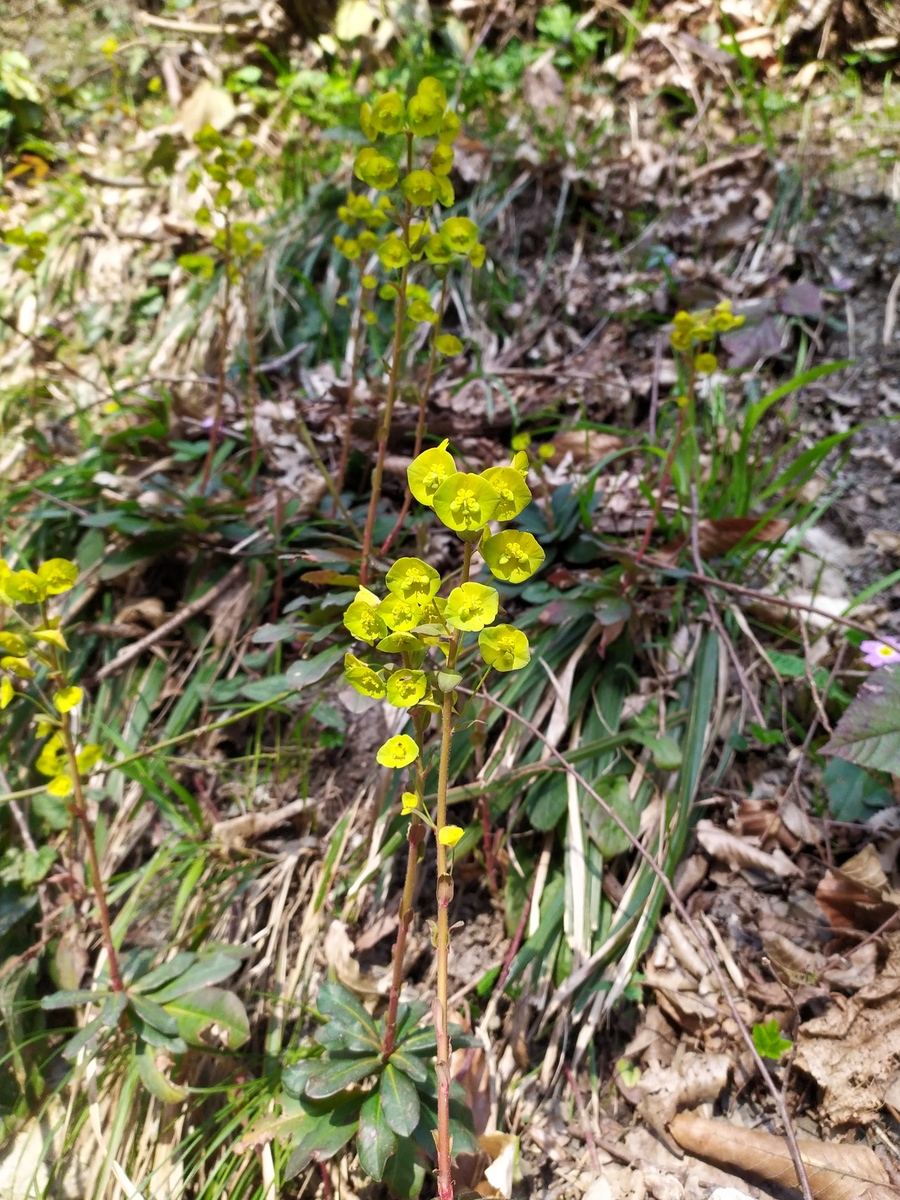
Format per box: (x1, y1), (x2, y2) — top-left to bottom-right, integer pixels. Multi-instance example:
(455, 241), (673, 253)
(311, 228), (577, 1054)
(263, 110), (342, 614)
(60, 713), (123, 993)
(382, 820), (425, 1060)
(242, 276), (261, 475)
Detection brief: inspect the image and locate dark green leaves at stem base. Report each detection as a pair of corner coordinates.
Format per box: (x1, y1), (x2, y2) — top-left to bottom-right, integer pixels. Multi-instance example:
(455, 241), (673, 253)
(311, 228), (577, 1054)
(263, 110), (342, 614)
(305, 1055), (381, 1100)
(284, 1097), (361, 1180)
(357, 1092), (397, 1181)
(380, 1062), (420, 1137)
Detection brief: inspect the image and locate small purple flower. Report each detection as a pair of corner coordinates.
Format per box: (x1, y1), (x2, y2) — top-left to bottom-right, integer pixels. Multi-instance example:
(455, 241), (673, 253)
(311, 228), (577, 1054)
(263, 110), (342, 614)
(860, 638), (900, 668)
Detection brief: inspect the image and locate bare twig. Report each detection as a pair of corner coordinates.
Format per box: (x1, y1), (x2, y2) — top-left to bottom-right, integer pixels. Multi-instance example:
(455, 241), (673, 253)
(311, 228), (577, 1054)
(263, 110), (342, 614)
(459, 685), (815, 1200)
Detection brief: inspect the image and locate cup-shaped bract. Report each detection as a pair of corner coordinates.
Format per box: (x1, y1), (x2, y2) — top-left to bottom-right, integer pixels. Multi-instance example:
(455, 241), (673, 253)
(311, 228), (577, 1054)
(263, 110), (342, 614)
(386, 557), (441, 603)
(0, 632), (28, 657)
(408, 439), (457, 507)
(344, 600), (388, 645)
(53, 686), (83, 713)
(345, 652), (387, 699)
(478, 624), (531, 672)
(354, 148), (399, 191)
(377, 632), (425, 655)
(378, 235), (412, 271)
(371, 92), (406, 135)
(440, 216), (479, 255)
(386, 668), (428, 708)
(402, 170), (440, 207)
(430, 145), (454, 176)
(433, 472), (500, 533)
(4, 570), (47, 604)
(376, 734), (419, 768)
(378, 594), (424, 633)
(445, 582), (499, 632)
(482, 530), (545, 584)
(38, 558), (78, 595)
(481, 467), (532, 522)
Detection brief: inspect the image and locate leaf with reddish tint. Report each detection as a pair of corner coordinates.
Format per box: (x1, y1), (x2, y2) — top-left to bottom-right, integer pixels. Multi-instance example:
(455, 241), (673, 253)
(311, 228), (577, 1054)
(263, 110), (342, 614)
(722, 316), (784, 367)
(780, 280), (824, 318)
(301, 569), (360, 585)
(822, 664), (900, 774)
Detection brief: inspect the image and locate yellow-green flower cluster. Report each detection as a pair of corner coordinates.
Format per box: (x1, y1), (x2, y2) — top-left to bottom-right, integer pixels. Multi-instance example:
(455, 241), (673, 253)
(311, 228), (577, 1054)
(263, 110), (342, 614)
(342, 443), (544, 716)
(669, 300), (744, 370)
(0, 558), (81, 709)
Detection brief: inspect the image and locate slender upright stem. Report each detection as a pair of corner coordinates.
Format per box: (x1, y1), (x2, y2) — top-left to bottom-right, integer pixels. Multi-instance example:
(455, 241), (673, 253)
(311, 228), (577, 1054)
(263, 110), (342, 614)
(242, 275), (261, 476)
(360, 135), (414, 585)
(433, 540), (473, 1200)
(633, 390), (691, 567)
(382, 820), (424, 1060)
(201, 229), (233, 495)
(59, 714), (123, 993)
(335, 261), (371, 501)
(381, 276), (449, 558)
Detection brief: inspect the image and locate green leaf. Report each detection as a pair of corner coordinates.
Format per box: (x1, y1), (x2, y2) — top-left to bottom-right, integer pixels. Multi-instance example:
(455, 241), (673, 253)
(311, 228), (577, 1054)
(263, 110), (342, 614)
(134, 1042), (189, 1103)
(822, 758), (895, 822)
(398, 1027), (437, 1056)
(525, 772), (568, 830)
(382, 1146), (427, 1199)
(357, 1092), (397, 1181)
(133, 1020), (188, 1056)
(240, 674), (293, 702)
(305, 1055), (381, 1100)
(283, 1061), (319, 1096)
(644, 735), (682, 770)
(129, 992), (180, 1036)
(178, 252), (215, 279)
(380, 1063), (420, 1137)
(317, 980), (380, 1038)
(752, 1019), (792, 1061)
(823, 665), (900, 774)
(131, 952), (197, 994)
(286, 643), (346, 688)
(585, 775), (638, 858)
(41, 989), (110, 1010)
(61, 1013), (107, 1061)
(388, 1048), (428, 1084)
(144, 952), (240, 1002)
(283, 1098), (361, 1179)
(163, 986), (250, 1050)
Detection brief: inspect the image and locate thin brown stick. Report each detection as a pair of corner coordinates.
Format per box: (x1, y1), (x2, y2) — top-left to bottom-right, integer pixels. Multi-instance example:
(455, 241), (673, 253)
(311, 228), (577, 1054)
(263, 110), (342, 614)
(458, 684), (815, 1200)
(565, 1064), (602, 1175)
(201, 222), (233, 494)
(689, 485), (766, 727)
(94, 562), (245, 681)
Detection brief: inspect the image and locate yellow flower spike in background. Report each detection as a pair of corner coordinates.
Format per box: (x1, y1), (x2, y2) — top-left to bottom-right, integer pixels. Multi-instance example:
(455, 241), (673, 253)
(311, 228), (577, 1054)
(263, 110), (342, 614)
(482, 530), (545, 584)
(432, 472), (500, 533)
(34, 628), (69, 651)
(435, 334), (463, 356)
(36, 733), (67, 777)
(386, 668), (428, 708)
(481, 466), (532, 522)
(343, 600), (388, 645)
(401, 792), (419, 815)
(386, 558), (441, 603)
(54, 686), (83, 713)
(438, 825), (463, 848)
(0, 678), (13, 709)
(408, 440), (457, 506)
(0, 632), (28, 656)
(439, 109), (461, 144)
(378, 594), (425, 633)
(511, 432), (532, 451)
(695, 353), (718, 374)
(38, 558), (79, 594)
(478, 625), (531, 672)
(1, 656), (35, 679)
(445, 583), (499, 632)
(4, 570), (47, 604)
(344, 652), (387, 700)
(47, 775), (73, 797)
(376, 734), (419, 769)
(76, 745), (103, 774)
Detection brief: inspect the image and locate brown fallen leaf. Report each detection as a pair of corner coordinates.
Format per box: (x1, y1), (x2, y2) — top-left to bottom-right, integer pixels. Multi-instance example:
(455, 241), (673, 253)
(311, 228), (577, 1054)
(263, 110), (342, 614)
(816, 845), (900, 931)
(669, 1112), (899, 1200)
(548, 429), (625, 467)
(657, 517), (790, 566)
(695, 820), (802, 879)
